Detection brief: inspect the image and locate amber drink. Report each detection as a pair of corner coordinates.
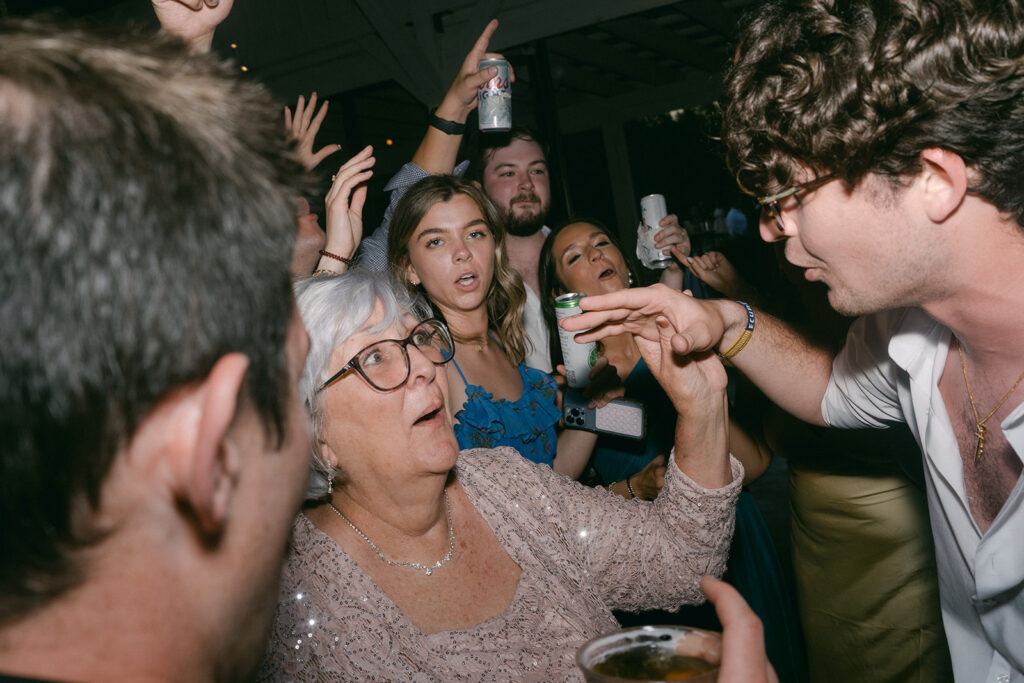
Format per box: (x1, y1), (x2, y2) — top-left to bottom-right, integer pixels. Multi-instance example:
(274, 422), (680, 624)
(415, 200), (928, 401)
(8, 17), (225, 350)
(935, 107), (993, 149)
(577, 625), (721, 682)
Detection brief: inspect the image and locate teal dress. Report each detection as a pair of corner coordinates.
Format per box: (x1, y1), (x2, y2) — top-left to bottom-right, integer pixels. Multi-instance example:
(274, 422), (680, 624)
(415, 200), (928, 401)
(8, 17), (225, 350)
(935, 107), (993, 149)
(604, 359), (807, 683)
(451, 359), (560, 466)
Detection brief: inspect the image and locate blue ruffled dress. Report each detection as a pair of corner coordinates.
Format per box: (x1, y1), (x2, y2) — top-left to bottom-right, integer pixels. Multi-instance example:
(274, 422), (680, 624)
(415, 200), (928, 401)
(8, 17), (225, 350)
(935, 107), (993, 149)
(451, 359), (561, 467)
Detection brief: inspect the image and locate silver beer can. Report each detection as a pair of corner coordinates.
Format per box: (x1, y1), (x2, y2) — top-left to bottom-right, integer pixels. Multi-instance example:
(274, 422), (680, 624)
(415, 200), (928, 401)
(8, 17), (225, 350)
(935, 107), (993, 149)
(637, 193), (673, 270)
(477, 57), (511, 131)
(554, 293), (597, 389)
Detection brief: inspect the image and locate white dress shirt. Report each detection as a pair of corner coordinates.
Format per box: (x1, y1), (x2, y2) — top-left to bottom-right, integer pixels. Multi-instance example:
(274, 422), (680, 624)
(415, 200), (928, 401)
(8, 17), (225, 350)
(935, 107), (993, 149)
(822, 307), (1024, 683)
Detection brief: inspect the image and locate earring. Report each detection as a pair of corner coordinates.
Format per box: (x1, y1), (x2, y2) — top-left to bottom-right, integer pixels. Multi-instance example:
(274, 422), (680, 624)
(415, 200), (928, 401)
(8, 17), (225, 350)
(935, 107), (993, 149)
(628, 272), (635, 286)
(326, 470), (334, 496)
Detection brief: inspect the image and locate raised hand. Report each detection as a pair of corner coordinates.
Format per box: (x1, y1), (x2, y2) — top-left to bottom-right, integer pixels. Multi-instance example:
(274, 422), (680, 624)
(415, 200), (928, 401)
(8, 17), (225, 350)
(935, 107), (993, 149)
(687, 251), (747, 298)
(654, 214), (692, 264)
(562, 284), (727, 357)
(151, 0), (233, 54)
(701, 576), (779, 683)
(285, 93), (341, 171)
(318, 146), (375, 274)
(434, 19), (513, 123)
(632, 312), (728, 414)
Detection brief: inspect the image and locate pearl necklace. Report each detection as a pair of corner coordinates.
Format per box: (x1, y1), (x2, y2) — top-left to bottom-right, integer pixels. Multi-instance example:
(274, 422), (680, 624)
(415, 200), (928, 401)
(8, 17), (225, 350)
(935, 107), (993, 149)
(327, 490), (455, 576)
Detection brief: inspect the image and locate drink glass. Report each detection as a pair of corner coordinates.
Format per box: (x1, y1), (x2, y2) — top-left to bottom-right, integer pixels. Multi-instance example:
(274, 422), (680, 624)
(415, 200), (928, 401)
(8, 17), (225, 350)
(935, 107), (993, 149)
(577, 625), (721, 682)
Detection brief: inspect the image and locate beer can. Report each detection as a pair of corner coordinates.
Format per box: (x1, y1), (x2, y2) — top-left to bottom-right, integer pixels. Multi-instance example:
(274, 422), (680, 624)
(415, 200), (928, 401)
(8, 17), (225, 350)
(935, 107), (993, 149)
(554, 293), (597, 389)
(637, 193), (673, 270)
(477, 57), (511, 131)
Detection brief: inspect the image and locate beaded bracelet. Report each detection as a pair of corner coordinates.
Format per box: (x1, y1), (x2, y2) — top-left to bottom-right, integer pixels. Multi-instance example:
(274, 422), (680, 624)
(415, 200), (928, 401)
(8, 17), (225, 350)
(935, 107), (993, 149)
(319, 249), (353, 266)
(718, 301), (755, 360)
(625, 477), (636, 499)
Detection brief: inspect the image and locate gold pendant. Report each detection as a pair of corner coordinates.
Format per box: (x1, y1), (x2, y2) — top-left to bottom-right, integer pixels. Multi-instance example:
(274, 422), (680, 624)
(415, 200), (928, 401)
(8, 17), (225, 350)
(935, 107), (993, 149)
(974, 424), (987, 463)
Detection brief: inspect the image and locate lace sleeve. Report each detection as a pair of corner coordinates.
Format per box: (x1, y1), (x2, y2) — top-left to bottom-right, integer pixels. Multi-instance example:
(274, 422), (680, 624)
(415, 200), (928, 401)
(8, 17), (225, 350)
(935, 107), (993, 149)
(489, 448), (742, 613)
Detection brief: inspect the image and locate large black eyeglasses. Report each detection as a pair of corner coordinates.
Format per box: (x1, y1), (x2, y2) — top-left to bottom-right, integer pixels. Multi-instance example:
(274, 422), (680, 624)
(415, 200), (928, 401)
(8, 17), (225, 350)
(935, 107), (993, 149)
(755, 173), (836, 232)
(318, 319), (455, 393)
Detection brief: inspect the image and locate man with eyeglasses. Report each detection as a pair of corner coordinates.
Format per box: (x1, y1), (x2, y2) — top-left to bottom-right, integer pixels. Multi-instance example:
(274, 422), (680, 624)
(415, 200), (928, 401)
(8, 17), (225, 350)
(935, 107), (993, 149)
(563, 1), (1024, 681)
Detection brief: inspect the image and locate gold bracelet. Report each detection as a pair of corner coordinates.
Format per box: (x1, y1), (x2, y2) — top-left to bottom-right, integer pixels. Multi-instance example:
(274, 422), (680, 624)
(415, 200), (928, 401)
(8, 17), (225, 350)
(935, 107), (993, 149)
(718, 301), (755, 360)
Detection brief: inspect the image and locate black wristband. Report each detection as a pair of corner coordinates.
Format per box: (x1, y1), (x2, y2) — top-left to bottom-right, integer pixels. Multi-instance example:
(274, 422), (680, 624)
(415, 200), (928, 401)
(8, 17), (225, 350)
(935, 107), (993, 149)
(429, 110), (466, 135)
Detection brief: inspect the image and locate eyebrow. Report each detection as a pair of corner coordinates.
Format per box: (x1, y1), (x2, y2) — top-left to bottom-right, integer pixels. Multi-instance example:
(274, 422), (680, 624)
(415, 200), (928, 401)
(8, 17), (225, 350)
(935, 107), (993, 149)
(415, 219), (489, 243)
(491, 160), (547, 171)
(559, 231), (607, 258)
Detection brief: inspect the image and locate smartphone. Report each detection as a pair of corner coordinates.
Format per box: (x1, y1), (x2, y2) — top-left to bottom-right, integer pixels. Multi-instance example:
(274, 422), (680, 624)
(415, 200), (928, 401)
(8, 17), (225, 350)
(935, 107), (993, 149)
(563, 390), (646, 440)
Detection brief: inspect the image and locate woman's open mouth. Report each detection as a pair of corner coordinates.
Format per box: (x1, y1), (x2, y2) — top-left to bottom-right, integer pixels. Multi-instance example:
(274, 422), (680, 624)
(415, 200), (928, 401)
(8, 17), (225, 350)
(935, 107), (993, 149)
(414, 405), (443, 425)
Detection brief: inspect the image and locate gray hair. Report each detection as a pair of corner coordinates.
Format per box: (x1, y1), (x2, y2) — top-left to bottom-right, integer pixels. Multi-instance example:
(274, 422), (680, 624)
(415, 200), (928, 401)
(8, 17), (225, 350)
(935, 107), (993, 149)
(293, 268), (433, 500)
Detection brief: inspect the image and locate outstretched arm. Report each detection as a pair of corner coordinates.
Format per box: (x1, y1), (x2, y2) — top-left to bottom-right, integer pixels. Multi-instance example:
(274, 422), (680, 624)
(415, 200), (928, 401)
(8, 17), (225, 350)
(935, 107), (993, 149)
(562, 285), (834, 426)
(151, 0), (233, 54)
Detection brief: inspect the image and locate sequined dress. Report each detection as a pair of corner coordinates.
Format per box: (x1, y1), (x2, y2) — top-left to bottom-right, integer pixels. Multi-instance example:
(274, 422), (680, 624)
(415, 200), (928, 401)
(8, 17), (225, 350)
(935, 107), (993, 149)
(257, 446), (742, 682)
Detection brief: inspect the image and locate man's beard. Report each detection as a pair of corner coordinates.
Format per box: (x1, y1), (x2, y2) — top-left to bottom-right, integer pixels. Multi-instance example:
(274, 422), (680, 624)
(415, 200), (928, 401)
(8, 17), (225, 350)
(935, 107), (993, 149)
(503, 192), (548, 237)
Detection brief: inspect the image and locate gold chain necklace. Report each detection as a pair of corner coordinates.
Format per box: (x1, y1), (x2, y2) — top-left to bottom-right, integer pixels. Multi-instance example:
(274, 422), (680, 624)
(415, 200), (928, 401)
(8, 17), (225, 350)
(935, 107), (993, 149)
(957, 344), (1024, 462)
(327, 490), (455, 576)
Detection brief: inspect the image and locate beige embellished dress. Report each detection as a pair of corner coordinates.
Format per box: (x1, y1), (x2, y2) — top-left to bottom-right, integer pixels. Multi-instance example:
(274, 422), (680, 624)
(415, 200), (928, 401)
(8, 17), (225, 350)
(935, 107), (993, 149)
(257, 446), (741, 682)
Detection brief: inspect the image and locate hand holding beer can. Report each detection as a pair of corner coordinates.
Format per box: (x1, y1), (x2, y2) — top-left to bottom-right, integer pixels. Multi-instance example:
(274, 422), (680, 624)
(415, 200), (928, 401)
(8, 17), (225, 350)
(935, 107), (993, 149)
(477, 57), (511, 131)
(637, 193), (674, 270)
(555, 293), (597, 389)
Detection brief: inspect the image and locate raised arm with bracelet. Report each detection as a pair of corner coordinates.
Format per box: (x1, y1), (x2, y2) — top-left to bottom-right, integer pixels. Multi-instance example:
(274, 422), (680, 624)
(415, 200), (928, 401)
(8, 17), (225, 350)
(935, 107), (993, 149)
(563, 285), (835, 427)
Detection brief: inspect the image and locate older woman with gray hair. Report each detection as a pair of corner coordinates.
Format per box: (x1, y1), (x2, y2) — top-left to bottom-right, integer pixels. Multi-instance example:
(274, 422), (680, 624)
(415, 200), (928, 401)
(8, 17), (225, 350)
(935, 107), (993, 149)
(257, 268), (743, 681)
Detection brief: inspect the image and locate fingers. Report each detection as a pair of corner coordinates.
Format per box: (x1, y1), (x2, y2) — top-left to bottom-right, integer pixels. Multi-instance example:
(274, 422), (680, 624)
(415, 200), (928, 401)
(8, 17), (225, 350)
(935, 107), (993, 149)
(310, 144), (342, 167)
(291, 95), (306, 135)
(283, 105), (293, 131)
(325, 146), (375, 205)
(466, 19), (499, 65)
(299, 93), (317, 133)
(701, 576), (778, 683)
(308, 98), (329, 135)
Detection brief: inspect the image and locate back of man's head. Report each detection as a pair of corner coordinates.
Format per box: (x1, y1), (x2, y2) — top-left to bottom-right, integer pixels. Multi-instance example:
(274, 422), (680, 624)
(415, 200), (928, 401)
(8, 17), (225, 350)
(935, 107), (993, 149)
(0, 18), (305, 621)
(722, 0), (1024, 227)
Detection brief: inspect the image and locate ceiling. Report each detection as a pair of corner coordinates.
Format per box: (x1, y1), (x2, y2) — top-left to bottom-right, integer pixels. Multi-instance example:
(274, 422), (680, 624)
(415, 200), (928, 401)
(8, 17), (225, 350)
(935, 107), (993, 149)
(8, 0), (759, 133)
(6, 0), (762, 230)
(218, 0), (760, 134)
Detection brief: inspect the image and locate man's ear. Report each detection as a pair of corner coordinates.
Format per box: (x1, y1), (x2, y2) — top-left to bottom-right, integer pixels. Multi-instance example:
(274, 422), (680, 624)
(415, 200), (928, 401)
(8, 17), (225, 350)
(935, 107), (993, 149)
(919, 148), (969, 223)
(471, 179), (482, 190)
(186, 352), (250, 542)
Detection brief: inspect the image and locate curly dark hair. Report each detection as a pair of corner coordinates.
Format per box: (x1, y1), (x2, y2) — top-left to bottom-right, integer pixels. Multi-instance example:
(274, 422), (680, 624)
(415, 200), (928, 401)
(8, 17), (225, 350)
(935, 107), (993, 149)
(722, 0), (1024, 226)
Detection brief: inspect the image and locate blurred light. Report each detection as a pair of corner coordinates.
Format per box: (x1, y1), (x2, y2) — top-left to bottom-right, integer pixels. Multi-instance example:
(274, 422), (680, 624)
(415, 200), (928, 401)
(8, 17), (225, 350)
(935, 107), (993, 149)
(385, 139), (394, 146)
(240, 66), (249, 72)
(230, 43), (238, 49)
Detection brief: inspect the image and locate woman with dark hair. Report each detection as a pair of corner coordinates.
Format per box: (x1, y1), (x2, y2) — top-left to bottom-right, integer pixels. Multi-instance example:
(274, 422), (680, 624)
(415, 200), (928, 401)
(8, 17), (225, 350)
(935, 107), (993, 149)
(540, 218), (806, 682)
